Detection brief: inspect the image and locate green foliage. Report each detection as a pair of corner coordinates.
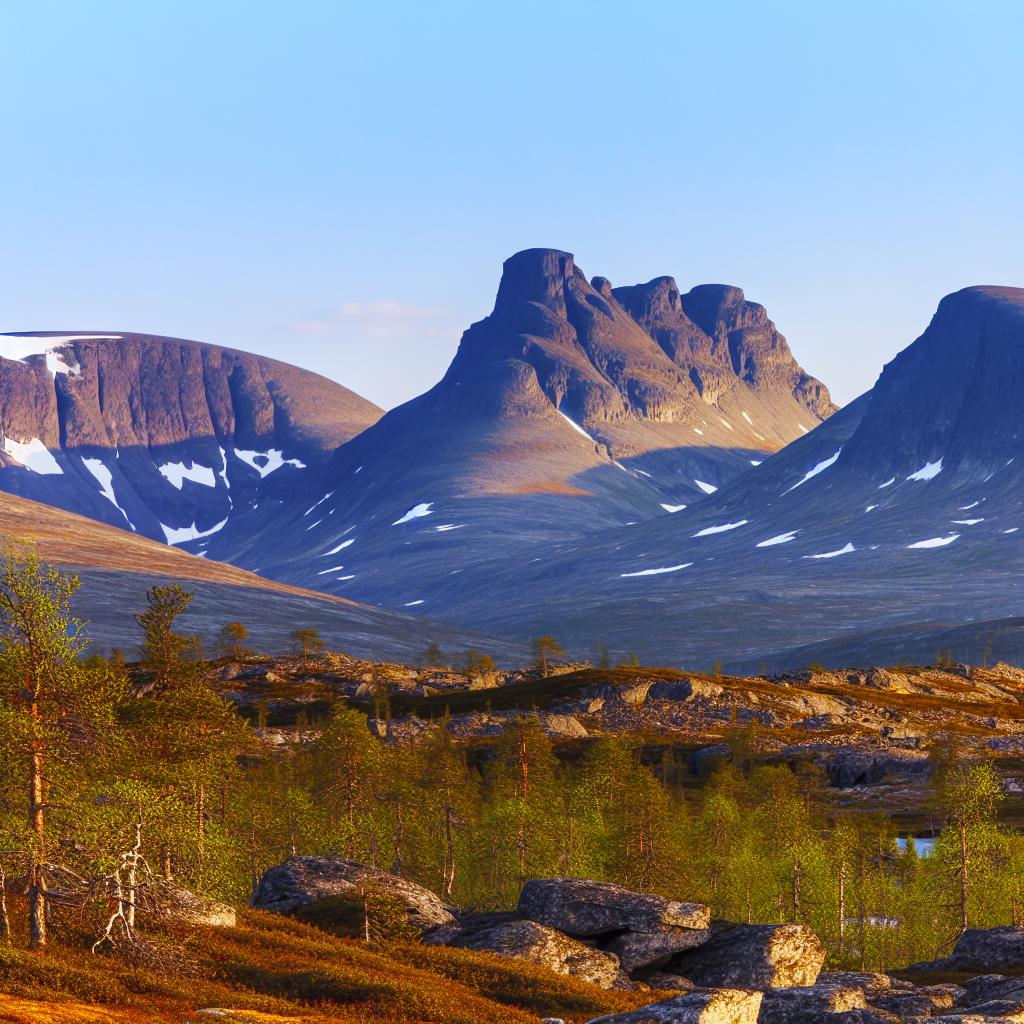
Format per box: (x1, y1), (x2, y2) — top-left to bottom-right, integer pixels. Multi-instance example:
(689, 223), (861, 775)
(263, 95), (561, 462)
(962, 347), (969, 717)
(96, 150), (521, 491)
(291, 627), (325, 665)
(532, 635), (564, 676)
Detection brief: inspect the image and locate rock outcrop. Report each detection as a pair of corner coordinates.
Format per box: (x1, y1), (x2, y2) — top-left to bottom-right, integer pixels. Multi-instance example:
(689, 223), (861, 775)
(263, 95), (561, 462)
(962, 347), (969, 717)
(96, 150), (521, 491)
(251, 856), (455, 932)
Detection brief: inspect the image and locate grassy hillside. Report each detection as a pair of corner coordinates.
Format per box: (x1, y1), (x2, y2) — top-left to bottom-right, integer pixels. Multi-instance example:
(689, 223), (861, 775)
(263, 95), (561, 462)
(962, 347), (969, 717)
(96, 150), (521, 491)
(0, 906), (647, 1024)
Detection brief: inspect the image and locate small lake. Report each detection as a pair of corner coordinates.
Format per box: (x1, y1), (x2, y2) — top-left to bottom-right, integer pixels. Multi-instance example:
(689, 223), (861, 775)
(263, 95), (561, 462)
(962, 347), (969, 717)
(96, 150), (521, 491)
(896, 836), (936, 857)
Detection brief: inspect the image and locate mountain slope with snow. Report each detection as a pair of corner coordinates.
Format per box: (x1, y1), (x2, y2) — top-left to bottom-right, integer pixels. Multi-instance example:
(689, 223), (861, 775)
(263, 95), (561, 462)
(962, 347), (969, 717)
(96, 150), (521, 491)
(330, 285), (1024, 669)
(0, 330), (382, 549)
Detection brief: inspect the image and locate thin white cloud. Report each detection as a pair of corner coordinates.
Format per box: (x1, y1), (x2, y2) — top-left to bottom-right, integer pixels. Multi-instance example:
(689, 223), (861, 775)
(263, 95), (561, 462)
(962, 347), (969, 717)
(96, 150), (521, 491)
(293, 301), (455, 339)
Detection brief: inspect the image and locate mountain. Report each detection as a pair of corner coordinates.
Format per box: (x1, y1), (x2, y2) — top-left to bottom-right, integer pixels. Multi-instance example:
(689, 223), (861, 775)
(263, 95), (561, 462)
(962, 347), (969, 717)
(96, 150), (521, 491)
(200, 248), (833, 610)
(434, 285), (1024, 669)
(0, 331), (382, 549)
(0, 488), (518, 661)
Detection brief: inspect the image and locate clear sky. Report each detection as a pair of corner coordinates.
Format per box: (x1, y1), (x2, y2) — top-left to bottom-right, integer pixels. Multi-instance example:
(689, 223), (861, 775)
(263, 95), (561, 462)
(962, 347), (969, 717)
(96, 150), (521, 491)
(3, 1), (1022, 410)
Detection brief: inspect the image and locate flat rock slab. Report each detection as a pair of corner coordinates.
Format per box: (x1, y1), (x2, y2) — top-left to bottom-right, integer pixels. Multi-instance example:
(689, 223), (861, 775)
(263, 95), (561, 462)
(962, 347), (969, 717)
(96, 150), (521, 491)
(518, 878), (710, 936)
(605, 926), (711, 974)
(251, 856), (455, 931)
(437, 918), (625, 988)
(666, 924), (825, 990)
(586, 988), (763, 1023)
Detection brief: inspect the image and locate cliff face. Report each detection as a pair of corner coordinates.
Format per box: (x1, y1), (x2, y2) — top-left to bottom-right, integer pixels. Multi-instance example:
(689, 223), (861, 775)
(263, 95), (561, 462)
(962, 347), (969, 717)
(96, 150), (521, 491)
(0, 331), (382, 542)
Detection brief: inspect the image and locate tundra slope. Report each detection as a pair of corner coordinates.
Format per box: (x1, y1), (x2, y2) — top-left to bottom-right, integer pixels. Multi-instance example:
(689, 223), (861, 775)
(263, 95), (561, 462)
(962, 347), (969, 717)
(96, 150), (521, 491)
(365, 285), (1024, 670)
(0, 330), (381, 548)
(205, 248), (833, 610)
(0, 488), (516, 661)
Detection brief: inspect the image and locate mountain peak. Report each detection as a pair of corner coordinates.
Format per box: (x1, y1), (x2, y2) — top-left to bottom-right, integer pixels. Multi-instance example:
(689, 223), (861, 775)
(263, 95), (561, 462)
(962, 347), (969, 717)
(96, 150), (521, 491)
(493, 248), (578, 313)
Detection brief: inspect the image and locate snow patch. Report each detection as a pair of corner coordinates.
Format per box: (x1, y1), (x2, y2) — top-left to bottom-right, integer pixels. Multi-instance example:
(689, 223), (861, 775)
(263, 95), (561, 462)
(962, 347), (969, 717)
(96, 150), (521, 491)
(951, 518), (983, 526)
(693, 428), (704, 436)
(694, 479), (717, 495)
(804, 542), (855, 559)
(750, 460), (762, 466)
(81, 457), (134, 528)
(318, 564), (347, 574)
(435, 524), (464, 531)
(558, 411), (595, 442)
(158, 461), (216, 489)
(233, 448), (306, 478)
(620, 563), (692, 578)
(959, 502), (980, 510)
(306, 519), (322, 530)
(907, 459), (943, 482)
(742, 411), (753, 425)
(756, 531), (799, 548)
(1003, 528), (1019, 535)
(304, 491), (334, 516)
(782, 449), (841, 495)
(393, 502), (433, 525)
(879, 477), (896, 489)
(160, 517), (228, 545)
(907, 533), (959, 549)
(693, 520), (749, 537)
(660, 503), (687, 513)
(324, 538), (355, 555)
(45, 350), (81, 376)
(404, 600), (425, 607)
(865, 505), (878, 513)
(799, 425), (809, 434)
(3, 436), (62, 475)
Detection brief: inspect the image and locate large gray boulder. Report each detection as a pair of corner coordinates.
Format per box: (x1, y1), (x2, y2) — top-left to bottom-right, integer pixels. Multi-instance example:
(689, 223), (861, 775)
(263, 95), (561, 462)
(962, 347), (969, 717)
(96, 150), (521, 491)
(251, 856), (455, 932)
(432, 918), (626, 988)
(586, 988), (763, 1023)
(518, 879), (710, 937)
(951, 926), (1024, 970)
(757, 984), (867, 1023)
(666, 924), (825, 990)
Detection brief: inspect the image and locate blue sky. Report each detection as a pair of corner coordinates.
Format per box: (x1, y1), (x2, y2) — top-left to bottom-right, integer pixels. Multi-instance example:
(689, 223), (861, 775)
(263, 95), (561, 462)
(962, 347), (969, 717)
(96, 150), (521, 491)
(2, 1), (1022, 409)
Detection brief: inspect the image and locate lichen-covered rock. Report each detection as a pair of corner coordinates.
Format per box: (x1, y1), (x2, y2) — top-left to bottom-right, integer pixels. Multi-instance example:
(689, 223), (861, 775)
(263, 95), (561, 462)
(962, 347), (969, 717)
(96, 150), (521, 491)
(251, 856), (455, 932)
(666, 924), (825, 990)
(757, 984), (866, 1023)
(435, 918), (626, 988)
(586, 988), (763, 1023)
(166, 885), (236, 928)
(518, 879), (710, 937)
(604, 926), (711, 974)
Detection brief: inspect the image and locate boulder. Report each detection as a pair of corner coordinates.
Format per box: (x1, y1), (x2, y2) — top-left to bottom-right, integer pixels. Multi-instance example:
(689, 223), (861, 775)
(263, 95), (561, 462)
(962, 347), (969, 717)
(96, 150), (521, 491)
(165, 885), (236, 928)
(435, 918), (626, 988)
(251, 856), (455, 932)
(757, 984), (866, 1023)
(646, 973), (697, 992)
(951, 926), (1024, 971)
(666, 924), (825, 990)
(605, 926), (711, 974)
(874, 983), (960, 1017)
(815, 973), (898, 999)
(957, 974), (1024, 1006)
(518, 879), (709, 937)
(586, 988), (763, 1023)
(543, 714), (589, 738)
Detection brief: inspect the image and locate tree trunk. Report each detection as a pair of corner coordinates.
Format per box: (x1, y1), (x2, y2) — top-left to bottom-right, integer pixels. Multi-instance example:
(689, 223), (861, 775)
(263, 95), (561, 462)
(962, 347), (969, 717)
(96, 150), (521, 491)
(443, 794), (456, 899)
(838, 859), (847, 955)
(28, 706), (47, 949)
(960, 824), (970, 932)
(0, 864), (10, 943)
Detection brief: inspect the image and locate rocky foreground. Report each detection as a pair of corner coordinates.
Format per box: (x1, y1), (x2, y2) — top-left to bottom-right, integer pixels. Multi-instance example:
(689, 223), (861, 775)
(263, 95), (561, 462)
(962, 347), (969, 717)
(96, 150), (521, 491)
(250, 855), (1024, 1024)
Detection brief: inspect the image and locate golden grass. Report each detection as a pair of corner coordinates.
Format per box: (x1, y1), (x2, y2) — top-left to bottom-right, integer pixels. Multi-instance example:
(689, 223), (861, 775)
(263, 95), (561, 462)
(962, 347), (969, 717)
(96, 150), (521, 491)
(0, 491), (359, 606)
(0, 907), (646, 1024)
